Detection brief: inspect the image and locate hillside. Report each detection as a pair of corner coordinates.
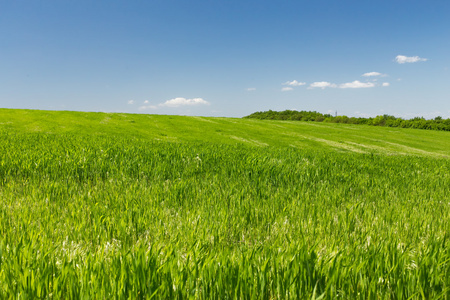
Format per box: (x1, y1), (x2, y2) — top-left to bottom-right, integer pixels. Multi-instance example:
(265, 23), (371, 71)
(1, 108), (450, 298)
(1, 108), (450, 157)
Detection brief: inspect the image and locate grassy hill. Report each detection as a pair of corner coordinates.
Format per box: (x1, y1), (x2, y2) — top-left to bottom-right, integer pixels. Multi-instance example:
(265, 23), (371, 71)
(1, 108), (450, 298)
(2, 108), (450, 157)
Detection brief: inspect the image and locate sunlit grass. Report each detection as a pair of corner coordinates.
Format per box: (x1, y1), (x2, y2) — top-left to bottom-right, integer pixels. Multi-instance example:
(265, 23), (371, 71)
(1, 109), (450, 298)
(2, 108), (450, 156)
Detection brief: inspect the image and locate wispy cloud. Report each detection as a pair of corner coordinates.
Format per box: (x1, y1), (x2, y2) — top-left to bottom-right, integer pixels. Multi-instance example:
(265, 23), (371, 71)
(283, 80), (306, 86)
(160, 97), (209, 107)
(127, 100), (135, 105)
(139, 104), (158, 110)
(395, 55), (428, 64)
(362, 72), (386, 77)
(246, 88), (256, 91)
(309, 82), (337, 89)
(339, 80), (375, 89)
(308, 79), (389, 90)
(281, 87), (294, 92)
(139, 97), (210, 111)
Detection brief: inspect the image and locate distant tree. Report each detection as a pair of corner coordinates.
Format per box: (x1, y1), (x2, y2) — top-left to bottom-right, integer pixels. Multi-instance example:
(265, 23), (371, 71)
(244, 110), (450, 132)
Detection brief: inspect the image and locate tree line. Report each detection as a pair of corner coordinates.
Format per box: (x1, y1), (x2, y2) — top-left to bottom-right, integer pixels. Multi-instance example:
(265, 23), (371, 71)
(244, 110), (450, 131)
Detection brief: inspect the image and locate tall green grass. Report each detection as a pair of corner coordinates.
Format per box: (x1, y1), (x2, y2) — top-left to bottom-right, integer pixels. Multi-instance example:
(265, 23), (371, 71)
(1, 133), (449, 298)
(1, 109), (450, 298)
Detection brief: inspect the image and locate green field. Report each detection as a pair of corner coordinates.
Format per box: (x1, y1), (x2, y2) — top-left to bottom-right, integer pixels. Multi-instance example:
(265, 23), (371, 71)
(1, 108), (450, 298)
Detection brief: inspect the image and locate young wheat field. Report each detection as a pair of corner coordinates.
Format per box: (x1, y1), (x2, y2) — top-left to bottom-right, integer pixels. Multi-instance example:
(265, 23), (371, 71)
(1, 109), (450, 299)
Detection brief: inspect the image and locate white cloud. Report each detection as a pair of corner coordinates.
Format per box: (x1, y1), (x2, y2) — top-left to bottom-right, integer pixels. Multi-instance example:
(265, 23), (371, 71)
(339, 81), (375, 89)
(246, 88), (256, 91)
(395, 55), (428, 64)
(362, 72), (385, 77)
(127, 100), (135, 105)
(138, 97), (210, 111)
(283, 80), (306, 86)
(160, 97), (210, 108)
(138, 105), (158, 111)
(382, 82), (390, 87)
(281, 87), (293, 92)
(309, 82), (337, 89)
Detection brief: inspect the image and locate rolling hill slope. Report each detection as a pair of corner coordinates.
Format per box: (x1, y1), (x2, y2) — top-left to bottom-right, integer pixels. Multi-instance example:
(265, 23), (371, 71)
(1, 108), (450, 157)
(1, 108), (450, 298)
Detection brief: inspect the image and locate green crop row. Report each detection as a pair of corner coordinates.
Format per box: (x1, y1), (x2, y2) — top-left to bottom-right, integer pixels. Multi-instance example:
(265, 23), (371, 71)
(1, 131), (450, 298)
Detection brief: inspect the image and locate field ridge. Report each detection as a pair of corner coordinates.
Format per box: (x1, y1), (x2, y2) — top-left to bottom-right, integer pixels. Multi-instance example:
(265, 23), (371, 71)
(1, 108), (450, 157)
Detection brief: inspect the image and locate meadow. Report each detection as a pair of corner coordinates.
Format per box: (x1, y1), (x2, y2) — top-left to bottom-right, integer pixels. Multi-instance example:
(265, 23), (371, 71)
(1, 108), (450, 298)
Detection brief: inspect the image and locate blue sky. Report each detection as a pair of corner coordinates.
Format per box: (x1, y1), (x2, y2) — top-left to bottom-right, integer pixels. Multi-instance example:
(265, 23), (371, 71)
(1, 0), (450, 118)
